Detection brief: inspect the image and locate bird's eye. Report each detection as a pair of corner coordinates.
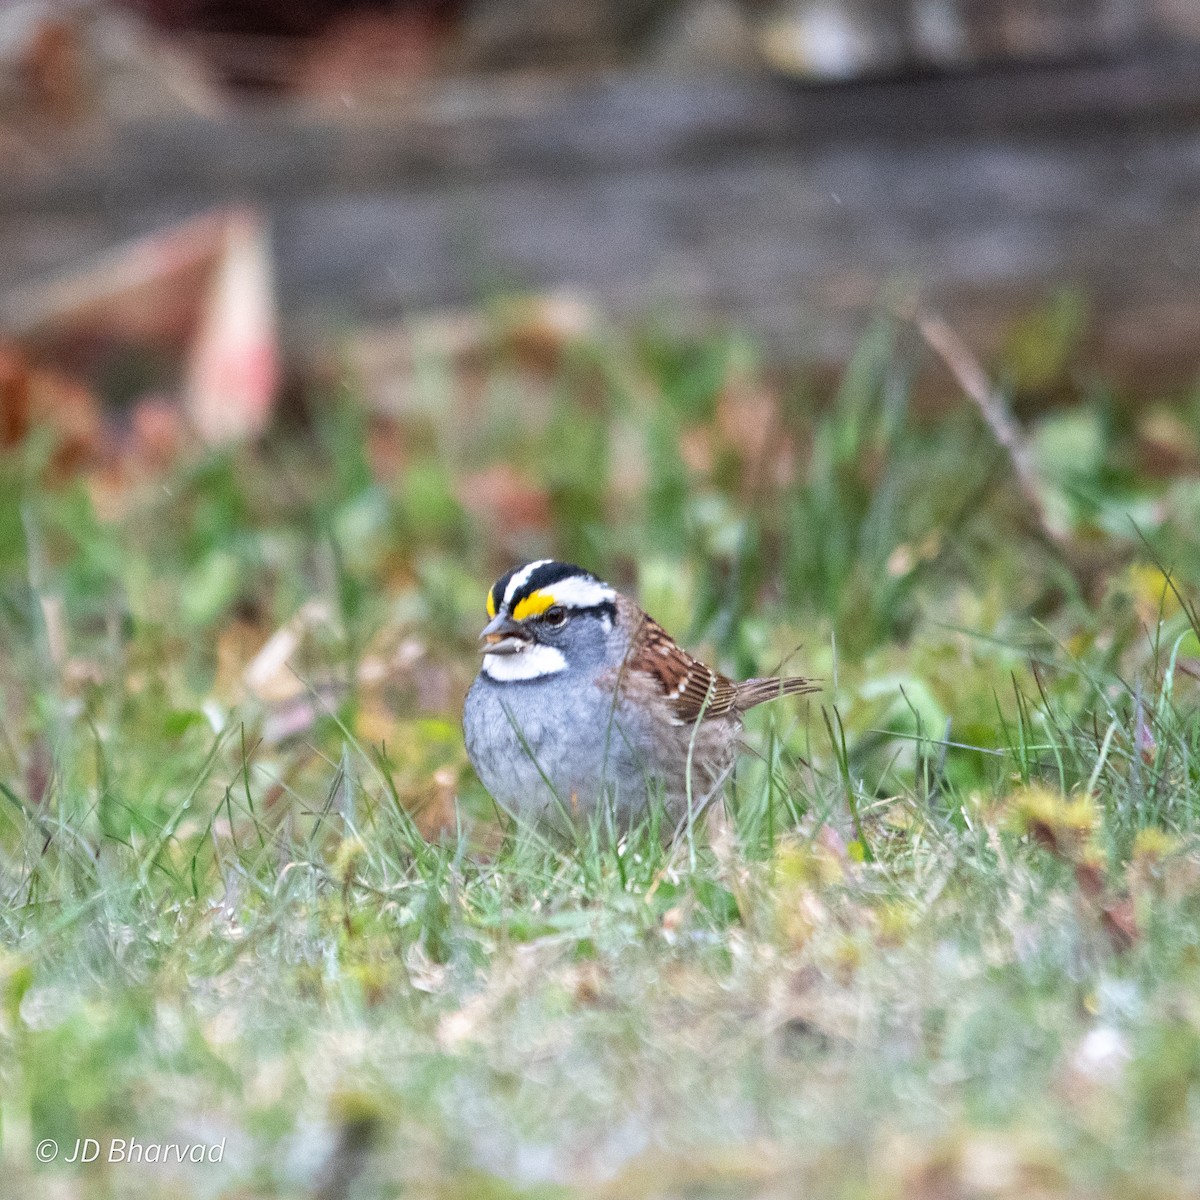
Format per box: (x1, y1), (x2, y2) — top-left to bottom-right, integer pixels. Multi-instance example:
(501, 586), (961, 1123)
(541, 606), (568, 627)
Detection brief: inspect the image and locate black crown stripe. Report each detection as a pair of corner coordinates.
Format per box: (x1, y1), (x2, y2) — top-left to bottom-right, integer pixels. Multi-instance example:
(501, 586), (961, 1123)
(502, 561), (599, 611)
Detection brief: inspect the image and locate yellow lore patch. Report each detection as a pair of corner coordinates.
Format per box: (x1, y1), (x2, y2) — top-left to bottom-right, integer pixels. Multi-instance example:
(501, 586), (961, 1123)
(511, 590), (557, 621)
(486, 588), (497, 618)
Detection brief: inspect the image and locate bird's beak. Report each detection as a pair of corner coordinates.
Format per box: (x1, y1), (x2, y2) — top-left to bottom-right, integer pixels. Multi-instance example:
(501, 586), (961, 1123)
(479, 613), (530, 656)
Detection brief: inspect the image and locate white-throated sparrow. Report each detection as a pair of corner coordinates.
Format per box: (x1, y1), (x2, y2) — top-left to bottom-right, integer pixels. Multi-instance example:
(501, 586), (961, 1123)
(463, 560), (816, 832)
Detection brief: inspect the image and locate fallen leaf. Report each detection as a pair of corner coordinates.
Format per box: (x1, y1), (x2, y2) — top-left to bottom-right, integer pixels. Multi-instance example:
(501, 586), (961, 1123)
(186, 210), (279, 444)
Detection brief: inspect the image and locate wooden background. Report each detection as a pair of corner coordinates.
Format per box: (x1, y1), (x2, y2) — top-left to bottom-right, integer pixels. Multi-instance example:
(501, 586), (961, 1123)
(4, 42), (1200, 390)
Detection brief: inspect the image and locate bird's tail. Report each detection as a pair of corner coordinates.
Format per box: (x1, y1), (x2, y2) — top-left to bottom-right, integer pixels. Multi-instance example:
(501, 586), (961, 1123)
(734, 675), (820, 712)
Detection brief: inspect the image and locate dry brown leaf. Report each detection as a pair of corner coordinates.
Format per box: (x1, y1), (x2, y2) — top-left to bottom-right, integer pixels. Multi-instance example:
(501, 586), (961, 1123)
(130, 396), (185, 472)
(186, 210), (279, 444)
(716, 379), (779, 478)
(1136, 408), (1200, 477)
(21, 17), (87, 121)
(498, 290), (596, 374)
(0, 340), (31, 447)
(244, 601), (333, 703)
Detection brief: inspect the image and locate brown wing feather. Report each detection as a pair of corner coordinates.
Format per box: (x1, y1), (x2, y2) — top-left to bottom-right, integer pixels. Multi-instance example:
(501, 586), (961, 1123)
(633, 614), (817, 725)
(635, 616), (739, 724)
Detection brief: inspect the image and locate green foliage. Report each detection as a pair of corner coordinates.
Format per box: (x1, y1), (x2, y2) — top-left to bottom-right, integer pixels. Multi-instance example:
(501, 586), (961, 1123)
(2, 312), (1200, 1197)
(1003, 288), (1091, 396)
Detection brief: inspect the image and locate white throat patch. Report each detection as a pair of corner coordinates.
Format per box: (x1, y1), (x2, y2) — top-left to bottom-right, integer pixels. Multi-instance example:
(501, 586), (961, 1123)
(482, 643), (568, 681)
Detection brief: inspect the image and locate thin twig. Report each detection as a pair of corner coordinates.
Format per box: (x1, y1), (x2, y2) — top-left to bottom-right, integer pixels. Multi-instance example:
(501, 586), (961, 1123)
(915, 309), (1068, 553)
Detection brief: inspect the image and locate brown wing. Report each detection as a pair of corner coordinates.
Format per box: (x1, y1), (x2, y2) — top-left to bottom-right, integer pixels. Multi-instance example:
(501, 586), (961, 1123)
(633, 615), (816, 725)
(634, 615), (743, 725)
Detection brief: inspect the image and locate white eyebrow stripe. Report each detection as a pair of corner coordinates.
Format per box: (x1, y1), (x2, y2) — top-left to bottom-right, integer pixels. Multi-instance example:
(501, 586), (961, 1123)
(542, 576), (616, 610)
(504, 559), (553, 607)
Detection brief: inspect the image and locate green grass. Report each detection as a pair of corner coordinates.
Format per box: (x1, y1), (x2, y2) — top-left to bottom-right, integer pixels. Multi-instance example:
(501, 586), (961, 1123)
(3, 309), (1200, 1197)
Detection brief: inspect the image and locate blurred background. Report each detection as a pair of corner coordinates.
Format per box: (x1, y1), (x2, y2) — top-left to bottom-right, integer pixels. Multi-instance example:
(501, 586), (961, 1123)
(3, 0), (1200, 393)
(8, 9), (1200, 1195)
(2, 0), (1200, 825)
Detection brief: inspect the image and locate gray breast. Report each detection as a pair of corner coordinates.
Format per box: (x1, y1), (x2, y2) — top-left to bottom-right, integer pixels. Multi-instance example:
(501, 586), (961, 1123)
(463, 669), (682, 828)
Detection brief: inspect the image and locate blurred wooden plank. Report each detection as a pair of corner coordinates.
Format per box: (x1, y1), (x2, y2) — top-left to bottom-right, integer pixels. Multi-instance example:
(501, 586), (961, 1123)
(6, 49), (1200, 205)
(3, 50), (1200, 388)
